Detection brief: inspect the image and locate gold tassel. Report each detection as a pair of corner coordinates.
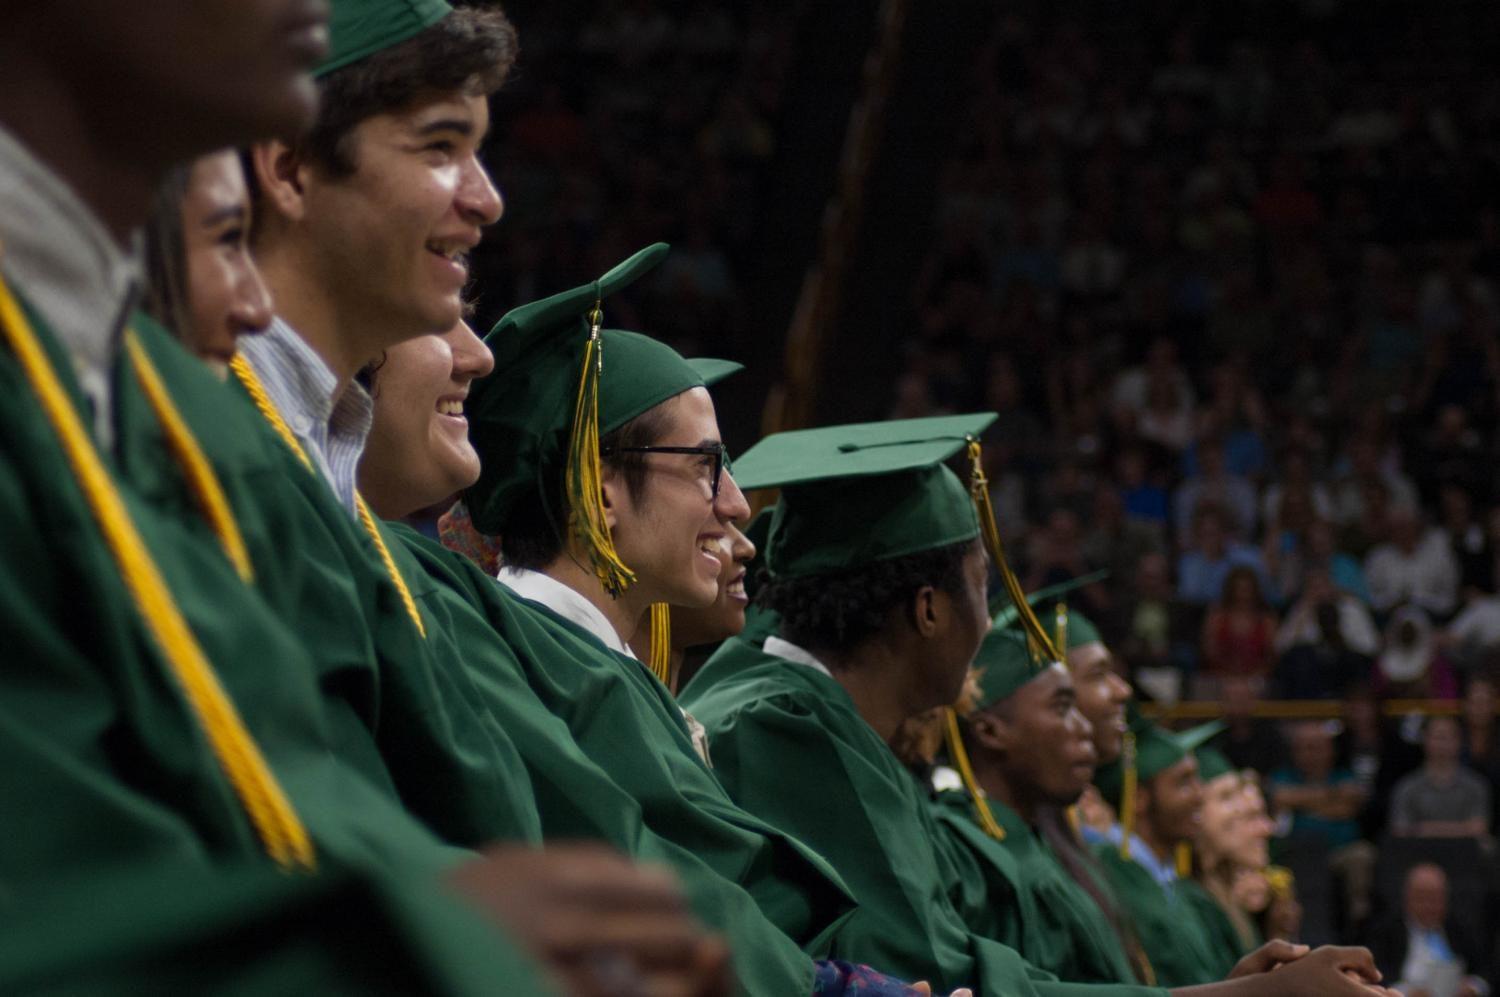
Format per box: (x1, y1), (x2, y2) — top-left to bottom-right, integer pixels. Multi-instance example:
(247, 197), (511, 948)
(0, 273), (313, 871)
(966, 439), (1060, 664)
(565, 305), (635, 597)
(1119, 729), (1137, 859)
(1055, 600), (1069, 655)
(1176, 841), (1193, 878)
(944, 707), (1005, 840)
(647, 602), (672, 687)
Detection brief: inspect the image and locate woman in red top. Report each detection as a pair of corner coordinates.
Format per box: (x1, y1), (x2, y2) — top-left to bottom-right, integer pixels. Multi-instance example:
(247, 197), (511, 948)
(1202, 565), (1279, 682)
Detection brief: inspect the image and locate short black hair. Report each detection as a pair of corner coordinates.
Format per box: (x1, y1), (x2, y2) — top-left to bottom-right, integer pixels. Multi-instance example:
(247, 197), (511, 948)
(499, 404), (671, 571)
(759, 539), (975, 655)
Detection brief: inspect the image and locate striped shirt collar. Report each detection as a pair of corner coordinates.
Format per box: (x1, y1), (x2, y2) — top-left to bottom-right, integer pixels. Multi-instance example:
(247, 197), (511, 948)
(236, 316), (372, 514)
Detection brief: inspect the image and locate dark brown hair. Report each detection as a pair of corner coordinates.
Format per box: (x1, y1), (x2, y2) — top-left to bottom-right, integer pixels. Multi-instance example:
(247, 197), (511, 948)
(141, 162), (195, 340)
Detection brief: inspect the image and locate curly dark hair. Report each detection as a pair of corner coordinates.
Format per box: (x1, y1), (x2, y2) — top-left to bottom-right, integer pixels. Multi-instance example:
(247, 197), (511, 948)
(499, 403), (670, 571)
(759, 539), (976, 655)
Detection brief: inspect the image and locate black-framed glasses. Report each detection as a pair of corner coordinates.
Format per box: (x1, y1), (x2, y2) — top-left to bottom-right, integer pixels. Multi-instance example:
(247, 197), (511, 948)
(600, 443), (733, 499)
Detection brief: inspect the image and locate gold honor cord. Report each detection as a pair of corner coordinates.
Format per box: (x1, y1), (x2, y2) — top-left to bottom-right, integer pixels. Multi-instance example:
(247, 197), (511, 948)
(965, 439), (1061, 664)
(228, 355), (426, 638)
(125, 333), (254, 584)
(0, 275), (313, 870)
(1054, 601), (1068, 656)
(647, 602), (672, 686)
(943, 707), (1006, 840)
(565, 304), (636, 598)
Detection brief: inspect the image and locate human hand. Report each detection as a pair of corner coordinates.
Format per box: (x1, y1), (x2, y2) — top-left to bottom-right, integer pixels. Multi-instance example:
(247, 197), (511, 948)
(1227, 939), (1309, 976)
(1256, 945), (1385, 997)
(446, 843), (732, 997)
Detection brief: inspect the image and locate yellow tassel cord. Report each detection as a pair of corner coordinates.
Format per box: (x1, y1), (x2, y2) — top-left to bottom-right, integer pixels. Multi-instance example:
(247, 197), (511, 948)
(646, 602), (672, 687)
(966, 439), (1060, 664)
(228, 355), (426, 638)
(565, 304), (636, 598)
(0, 276), (313, 871)
(126, 333), (254, 584)
(1175, 841), (1193, 878)
(1055, 600), (1069, 656)
(943, 707), (1005, 841)
(1119, 729), (1138, 859)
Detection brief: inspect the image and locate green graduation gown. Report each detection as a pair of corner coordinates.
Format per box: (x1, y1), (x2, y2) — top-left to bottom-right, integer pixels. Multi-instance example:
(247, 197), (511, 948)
(0, 293), (547, 989)
(392, 525), (843, 996)
(932, 792), (1139, 984)
(1178, 878), (1256, 979)
(682, 637), (1167, 997)
(1091, 844), (1222, 987)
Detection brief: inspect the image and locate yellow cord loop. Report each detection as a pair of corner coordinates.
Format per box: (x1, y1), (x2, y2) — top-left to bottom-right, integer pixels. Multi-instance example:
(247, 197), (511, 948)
(565, 305), (636, 598)
(229, 355), (425, 637)
(943, 707), (1005, 841)
(1119, 729), (1138, 859)
(0, 276), (313, 871)
(647, 602), (672, 687)
(966, 438), (1060, 663)
(127, 333), (254, 584)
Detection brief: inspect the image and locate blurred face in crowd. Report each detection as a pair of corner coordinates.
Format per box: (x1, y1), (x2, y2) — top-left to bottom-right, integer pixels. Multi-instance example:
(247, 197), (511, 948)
(1232, 779), (1274, 869)
(977, 664), (1097, 809)
(1290, 721), (1336, 780)
(1141, 754), (1203, 847)
(1422, 715), (1462, 768)
(1196, 771), (1245, 862)
(665, 522), (755, 649)
(1403, 864), (1447, 931)
(604, 388), (749, 611)
(1066, 639), (1131, 765)
(359, 319), (494, 519)
(179, 151), (273, 375)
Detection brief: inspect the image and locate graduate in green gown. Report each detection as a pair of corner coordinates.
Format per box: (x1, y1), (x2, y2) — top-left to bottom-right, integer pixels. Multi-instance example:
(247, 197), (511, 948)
(0, 0), (565, 990)
(933, 624), (1142, 984)
(354, 311), (870, 996)
(683, 416), (1394, 997)
(1091, 723), (1229, 987)
(1180, 746), (1264, 977)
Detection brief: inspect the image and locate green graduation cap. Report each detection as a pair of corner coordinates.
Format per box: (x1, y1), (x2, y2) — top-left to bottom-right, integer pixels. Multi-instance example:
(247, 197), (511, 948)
(972, 625), (1056, 709)
(1094, 718), (1225, 857)
(465, 242), (740, 542)
(730, 414), (997, 580)
(318, 0), (453, 76)
(1194, 743), (1235, 784)
(987, 572), (1106, 629)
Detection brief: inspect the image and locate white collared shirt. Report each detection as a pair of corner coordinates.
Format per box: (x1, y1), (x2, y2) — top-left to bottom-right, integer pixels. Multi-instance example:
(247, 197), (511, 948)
(497, 565), (715, 765)
(236, 317), (373, 515)
(0, 122), (141, 446)
(496, 565), (635, 658)
(763, 635), (833, 677)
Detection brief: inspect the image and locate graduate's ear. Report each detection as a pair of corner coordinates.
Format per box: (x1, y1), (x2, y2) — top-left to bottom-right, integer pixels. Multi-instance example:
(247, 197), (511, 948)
(911, 584), (941, 638)
(968, 710), (1011, 754)
(249, 140), (310, 224)
(598, 465), (624, 533)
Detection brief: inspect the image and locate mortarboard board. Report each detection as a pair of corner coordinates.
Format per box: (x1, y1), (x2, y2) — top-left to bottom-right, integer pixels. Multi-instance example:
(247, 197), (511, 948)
(318, 0), (453, 77)
(464, 243), (741, 682)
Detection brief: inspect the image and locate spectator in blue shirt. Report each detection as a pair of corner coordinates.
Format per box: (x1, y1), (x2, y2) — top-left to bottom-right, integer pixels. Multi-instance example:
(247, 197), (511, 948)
(1178, 503), (1274, 607)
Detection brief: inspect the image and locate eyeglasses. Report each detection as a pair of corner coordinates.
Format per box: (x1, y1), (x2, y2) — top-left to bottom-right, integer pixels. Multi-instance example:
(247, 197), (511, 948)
(600, 443), (733, 499)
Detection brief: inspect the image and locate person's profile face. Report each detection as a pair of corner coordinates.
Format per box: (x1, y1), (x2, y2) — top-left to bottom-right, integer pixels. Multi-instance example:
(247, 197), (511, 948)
(1002, 664), (1097, 805)
(1148, 754), (1203, 845)
(605, 389), (746, 611)
(664, 522), (756, 649)
(301, 92), (502, 356)
(1066, 641), (1129, 765)
(180, 151), (272, 375)
(362, 319), (494, 514)
(56, 0), (327, 159)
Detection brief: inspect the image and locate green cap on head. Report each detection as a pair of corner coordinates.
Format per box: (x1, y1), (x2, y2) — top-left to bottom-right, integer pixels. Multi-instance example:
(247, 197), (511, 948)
(972, 626), (1053, 709)
(1058, 605), (1102, 649)
(1093, 718), (1223, 812)
(1194, 744), (1235, 784)
(318, 0), (453, 76)
(987, 572), (1106, 628)
(464, 243), (741, 538)
(731, 414), (997, 580)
